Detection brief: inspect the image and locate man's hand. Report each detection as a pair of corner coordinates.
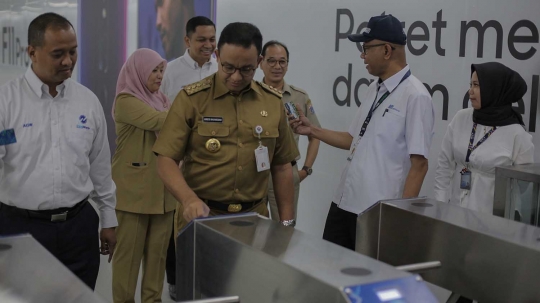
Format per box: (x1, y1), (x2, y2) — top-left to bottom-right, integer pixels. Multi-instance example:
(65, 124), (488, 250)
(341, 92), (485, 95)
(100, 227), (117, 263)
(183, 198), (210, 222)
(298, 169), (308, 182)
(289, 104), (312, 136)
(402, 155), (429, 198)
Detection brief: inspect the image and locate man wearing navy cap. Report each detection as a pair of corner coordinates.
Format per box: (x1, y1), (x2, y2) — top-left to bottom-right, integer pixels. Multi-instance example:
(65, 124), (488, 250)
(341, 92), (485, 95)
(291, 14), (435, 250)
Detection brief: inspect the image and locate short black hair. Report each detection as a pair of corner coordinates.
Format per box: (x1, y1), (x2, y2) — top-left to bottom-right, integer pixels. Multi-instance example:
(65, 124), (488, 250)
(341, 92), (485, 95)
(217, 22), (262, 55)
(261, 40), (290, 61)
(28, 12), (74, 47)
(186, 16), (215, 37)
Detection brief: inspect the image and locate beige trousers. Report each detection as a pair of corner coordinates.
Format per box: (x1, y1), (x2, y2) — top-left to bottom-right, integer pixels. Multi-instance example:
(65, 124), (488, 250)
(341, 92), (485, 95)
(112, 210), (173, 303)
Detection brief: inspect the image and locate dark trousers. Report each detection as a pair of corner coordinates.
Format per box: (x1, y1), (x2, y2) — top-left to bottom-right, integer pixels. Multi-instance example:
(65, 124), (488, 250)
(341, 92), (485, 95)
(165, 211), (176, 285)
(322, 202), (358, 251)
(0, 202), (100, 290)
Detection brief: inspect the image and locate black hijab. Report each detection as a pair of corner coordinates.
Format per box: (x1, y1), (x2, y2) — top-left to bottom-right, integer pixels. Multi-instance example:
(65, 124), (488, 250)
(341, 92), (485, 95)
(471, 62), (527, 126)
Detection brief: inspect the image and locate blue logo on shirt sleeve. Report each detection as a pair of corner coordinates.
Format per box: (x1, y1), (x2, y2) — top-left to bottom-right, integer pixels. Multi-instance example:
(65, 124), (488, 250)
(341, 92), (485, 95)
(0, 129), (17, 145)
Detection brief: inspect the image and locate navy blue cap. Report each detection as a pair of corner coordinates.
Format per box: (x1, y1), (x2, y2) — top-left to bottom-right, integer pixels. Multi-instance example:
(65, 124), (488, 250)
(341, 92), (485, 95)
(348, 14), (406, 45)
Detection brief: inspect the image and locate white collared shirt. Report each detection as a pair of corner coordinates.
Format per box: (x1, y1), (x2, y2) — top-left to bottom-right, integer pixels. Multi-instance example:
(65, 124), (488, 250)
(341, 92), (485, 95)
(160, 48), (218, 102)
(333, 65), (435, 214)
(434, 108), (534, 214)
(0, 67), (117, 228)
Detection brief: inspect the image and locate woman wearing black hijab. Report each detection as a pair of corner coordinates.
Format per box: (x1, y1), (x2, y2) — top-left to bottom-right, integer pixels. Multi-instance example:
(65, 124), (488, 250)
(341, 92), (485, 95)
(434, 62), (534, 214)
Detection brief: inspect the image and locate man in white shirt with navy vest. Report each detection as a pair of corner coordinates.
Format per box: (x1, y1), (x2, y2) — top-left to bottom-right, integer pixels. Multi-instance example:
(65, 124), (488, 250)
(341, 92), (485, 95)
(291, 14), (435, 250)
(0, 12), (117, 289)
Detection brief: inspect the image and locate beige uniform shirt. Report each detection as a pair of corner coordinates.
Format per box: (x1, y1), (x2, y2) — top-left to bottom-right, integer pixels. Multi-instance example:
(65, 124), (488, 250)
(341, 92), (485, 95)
(281, 82), (321, 159)
(112, 94), (177, 214)
(153, 74), (299, 203)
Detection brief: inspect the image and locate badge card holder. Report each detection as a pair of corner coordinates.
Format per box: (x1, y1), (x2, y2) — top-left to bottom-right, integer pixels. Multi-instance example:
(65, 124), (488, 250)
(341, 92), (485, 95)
(254, 125), (270, 172)
(460, 168), (471, 190)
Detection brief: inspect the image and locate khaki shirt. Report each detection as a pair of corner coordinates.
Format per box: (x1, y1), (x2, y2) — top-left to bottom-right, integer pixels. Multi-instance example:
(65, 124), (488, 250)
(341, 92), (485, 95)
(153, 74), (299, 203)
(112, 94), (177, 214)
(281, 81), (321, 160)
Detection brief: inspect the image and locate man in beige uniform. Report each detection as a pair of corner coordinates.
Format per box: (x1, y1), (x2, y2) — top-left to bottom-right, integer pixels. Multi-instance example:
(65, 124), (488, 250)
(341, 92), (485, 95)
(260, 40), (321, 221)
(154, 22), (299, 236)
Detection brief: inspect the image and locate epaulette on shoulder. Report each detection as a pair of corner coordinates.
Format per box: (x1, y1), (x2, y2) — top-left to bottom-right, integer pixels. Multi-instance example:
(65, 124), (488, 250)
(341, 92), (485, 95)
(183, 77), (212, 96)
(289, 85), (308, 95)
(257, 81), (282, 98)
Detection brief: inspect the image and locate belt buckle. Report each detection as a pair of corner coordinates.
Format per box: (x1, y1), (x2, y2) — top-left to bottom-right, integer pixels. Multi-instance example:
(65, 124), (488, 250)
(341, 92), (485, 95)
(227, 204), (242, 213)
(51, 212), (68, 222)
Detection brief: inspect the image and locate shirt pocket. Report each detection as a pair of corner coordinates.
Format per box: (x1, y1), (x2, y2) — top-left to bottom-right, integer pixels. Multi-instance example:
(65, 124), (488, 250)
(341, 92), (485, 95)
(252, 124), (279, 142)
(194, 122), (230, 162)
(251, 125), (279, 139)
(197, 123), (230, 137)
(71, 127), (94, 149)
(66, 126), (95, 163)
(115, 163), (153, 204)
(251, 125), (279, 158)
(376, 109), (405, 135)
(9, 127), (38, 157)
(375, 108), (406, 158)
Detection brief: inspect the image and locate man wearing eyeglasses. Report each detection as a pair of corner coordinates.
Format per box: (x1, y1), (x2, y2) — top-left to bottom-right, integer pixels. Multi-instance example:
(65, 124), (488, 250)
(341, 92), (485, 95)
(259, 40), (321, 222)
(154, 23), (299, 230)
(291, 14), (434, 250)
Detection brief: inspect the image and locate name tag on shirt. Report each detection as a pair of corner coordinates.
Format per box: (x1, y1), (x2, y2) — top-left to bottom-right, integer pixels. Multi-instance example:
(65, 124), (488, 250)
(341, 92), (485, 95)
(255, 146), (270, 172)
(0, 129), (17, 146)
(203, 116), (223, 123)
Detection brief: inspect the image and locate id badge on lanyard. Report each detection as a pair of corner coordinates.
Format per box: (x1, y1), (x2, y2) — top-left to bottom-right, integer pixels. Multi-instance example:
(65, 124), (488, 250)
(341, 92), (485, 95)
(254, 125), (270, 172)
(460, 123), (497, 190)
(460, 169), (472, 190)
(347, 70), (411, 161)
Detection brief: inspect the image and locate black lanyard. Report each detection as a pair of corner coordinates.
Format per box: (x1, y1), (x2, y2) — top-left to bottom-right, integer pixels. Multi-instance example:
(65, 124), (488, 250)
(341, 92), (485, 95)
(465, 123), (497, 163)
(358, 70), (411, 137)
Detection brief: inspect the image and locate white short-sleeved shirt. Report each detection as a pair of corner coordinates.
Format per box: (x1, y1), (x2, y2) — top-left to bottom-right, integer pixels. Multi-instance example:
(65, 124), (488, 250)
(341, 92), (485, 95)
(333, 65), (435, 215)
(434, 108), (534, 214)
(160, 48), (218, 102)
(0, 67), (117, 228)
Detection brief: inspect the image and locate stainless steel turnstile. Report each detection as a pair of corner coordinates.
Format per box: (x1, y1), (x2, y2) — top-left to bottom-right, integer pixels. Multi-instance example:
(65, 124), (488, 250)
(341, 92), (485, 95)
(0, 234), (108, 303)
(357, 198), (540, 303)
(494, 163), (540, 225)
(176, 213), (437, 303)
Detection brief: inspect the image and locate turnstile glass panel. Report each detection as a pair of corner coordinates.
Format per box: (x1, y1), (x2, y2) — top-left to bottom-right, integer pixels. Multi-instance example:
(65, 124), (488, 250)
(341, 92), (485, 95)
(510, 180), (540, 225)
(494, 164), (540, 226)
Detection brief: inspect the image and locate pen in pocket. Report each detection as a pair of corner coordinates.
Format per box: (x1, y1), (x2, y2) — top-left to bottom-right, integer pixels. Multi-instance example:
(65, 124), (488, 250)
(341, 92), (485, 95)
(383, 109), (389, 117)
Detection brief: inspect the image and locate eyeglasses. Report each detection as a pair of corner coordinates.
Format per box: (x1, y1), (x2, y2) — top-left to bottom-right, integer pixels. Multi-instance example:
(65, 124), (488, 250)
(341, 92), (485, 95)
(220, 63), (257, 77)
(265, 58), (288, 68)
(360, 43), (396, 54)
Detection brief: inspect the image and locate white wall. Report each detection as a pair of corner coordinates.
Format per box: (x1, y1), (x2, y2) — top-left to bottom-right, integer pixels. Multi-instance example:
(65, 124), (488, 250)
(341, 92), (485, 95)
(216, 0), (540, 237)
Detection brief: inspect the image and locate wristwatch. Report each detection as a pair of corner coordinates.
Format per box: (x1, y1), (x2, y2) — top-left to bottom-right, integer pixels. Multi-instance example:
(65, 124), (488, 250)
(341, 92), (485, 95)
(280, 219), (296, 227)
(302, 166), (313, 175)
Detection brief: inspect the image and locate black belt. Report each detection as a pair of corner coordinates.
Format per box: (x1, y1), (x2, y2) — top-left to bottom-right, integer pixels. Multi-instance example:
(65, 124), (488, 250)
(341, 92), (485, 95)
(291, 160), (297, 166)
(0, 198), (88, 222)
(203, 198), (263, 213)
